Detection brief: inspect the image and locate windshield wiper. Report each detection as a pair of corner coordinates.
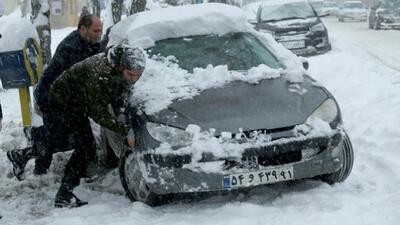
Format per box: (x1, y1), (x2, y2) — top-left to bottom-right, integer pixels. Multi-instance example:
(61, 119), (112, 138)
(263, 16), (307, 22)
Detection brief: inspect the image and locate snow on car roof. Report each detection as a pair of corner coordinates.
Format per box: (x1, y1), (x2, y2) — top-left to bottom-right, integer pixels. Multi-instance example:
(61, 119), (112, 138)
(108, 3), (250, 49)
(0, 11), (39, 52)
(260, 0), (309, 7)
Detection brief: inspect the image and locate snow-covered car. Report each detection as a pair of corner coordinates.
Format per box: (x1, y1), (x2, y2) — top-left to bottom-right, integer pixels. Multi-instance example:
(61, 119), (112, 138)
(254, 0), (331, 56)
(338, 1), (368, 22)
(321, 1), (339, 17)
(103, 3), (354, 206)
(368, 0), (400, 30)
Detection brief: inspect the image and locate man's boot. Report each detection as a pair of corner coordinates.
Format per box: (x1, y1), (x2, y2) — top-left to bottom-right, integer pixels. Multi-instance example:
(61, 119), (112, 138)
(54, 184), (88, 208)
(6, 147), (34, 181)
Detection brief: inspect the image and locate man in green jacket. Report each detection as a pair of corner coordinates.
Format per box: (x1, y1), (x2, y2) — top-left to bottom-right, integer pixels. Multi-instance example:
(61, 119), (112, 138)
(7, 44), (145, 208)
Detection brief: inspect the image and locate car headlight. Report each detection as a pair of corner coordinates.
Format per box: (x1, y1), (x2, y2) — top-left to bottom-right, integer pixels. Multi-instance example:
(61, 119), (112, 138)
(311, 23), (326, 32)
(308, 98), (338, 124)
(146, 122), (192, 147)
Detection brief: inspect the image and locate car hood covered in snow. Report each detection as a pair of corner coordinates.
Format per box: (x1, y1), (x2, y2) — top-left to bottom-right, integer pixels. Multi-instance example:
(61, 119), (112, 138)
(148, 76), (329, 134)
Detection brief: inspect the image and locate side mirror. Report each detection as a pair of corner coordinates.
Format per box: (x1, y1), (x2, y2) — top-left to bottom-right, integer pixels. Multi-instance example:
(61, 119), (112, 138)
(300, 57), (309, 70)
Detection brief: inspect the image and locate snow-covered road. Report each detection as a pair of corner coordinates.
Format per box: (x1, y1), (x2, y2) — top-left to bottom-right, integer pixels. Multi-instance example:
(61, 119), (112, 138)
(1, 19), (400, 225)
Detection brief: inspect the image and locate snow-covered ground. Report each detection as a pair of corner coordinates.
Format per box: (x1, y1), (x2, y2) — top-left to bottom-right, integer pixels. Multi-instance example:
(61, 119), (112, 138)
(1, 18), (400, 224)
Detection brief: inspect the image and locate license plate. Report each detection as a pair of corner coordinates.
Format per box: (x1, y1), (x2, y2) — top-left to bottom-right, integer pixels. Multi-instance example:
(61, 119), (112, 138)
(223, 166), (294, 189)
(281, 40), (305, 49)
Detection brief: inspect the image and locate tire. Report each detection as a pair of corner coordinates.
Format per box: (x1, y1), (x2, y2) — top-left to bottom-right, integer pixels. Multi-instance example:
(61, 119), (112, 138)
(320, 133), (354, 185)
(119, 148), (166, 206)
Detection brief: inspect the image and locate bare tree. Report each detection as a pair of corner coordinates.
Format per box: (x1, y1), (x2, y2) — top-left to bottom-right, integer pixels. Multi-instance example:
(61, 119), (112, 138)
(111, 0), (124, 24)
(31, 0), (52, 68)
(90, 0), (101, 17)
(129, 0), (147, 15)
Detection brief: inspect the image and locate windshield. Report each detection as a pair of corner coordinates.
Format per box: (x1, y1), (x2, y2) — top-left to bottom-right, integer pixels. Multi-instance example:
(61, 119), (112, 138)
(148, 33), (282, 71)
(260, 2), (316, 22)
(342, 2), (364, 8)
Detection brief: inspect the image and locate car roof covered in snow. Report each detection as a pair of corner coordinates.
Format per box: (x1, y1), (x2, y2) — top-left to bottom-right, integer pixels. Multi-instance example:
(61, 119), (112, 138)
(108, 3), (250, 49)
(0, 12), (39, 52)
(261, 0), (309, 7)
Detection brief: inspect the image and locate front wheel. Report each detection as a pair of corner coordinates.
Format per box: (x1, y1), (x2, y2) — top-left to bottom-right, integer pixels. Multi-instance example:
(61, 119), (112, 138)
(320, 133), (354, 184)
(119, 148), (159, 206)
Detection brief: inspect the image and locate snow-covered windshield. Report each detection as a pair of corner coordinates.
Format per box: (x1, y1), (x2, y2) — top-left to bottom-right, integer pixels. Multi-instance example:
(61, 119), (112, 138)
(260, 2), (316, 22)
(342, 2), (364, 9)
(148, 32), (282, 71)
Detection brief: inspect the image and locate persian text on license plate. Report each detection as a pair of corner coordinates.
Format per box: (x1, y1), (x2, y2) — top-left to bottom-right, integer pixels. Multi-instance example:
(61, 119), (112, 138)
(281, 40), (305, 49)
(223, 166), (294, 189)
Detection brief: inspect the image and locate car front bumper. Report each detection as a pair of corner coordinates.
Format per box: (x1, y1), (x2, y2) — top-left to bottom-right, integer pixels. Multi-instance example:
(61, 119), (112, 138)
(129, 130), (346, 195)
(341, 13), (367, 20)
(277, 35), (331, 56)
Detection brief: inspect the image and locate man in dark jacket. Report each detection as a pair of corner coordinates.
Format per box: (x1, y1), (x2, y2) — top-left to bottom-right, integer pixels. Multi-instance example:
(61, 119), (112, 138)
(8, 45), (146, 208)
(32, 14), (103, 175)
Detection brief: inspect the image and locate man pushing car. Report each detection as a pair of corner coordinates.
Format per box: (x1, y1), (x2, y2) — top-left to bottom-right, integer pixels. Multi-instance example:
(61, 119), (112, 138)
(7, 44), (145, 208)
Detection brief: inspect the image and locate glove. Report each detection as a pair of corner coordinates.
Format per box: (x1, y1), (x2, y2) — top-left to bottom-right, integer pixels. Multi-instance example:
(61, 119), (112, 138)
(126, 128), (135, 147)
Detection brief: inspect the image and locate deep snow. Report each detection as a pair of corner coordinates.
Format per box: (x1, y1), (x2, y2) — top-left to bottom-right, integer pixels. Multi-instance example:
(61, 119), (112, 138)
(1, 17), (400, 225)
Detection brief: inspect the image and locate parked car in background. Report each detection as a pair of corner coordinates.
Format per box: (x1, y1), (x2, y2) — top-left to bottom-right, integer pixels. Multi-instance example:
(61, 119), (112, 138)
(338, 1), (368, 22)
(105, 3), (353, 206)
(255, 0), (331, 56)
(368, 0), (400, 30)
(321, 1), (339, 17)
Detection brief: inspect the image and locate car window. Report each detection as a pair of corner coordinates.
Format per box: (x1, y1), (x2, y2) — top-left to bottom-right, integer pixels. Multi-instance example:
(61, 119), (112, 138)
(148, 32), (282, 71)
(260, 2), (316, 22)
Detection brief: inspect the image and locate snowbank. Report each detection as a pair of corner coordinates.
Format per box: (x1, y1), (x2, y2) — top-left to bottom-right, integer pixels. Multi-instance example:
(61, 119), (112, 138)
(0, 11), (39, 52)
(108, 3), (250, 49)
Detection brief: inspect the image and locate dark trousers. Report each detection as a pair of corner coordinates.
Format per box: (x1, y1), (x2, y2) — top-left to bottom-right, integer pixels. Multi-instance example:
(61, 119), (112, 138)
(37, 95), (96, 188)
(33, 113), (53, 171)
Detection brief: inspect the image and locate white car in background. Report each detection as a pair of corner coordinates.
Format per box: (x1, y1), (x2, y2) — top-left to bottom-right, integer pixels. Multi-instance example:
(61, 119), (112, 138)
(338, 1), (368, 22)
(321, 1), (339, 17)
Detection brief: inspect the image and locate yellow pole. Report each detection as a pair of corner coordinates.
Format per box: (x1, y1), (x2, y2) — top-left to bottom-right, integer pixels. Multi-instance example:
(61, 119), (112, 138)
(18, 86), (32, 127)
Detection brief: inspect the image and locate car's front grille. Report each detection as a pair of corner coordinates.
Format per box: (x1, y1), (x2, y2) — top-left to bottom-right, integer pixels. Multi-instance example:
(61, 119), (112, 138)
(257, 149), (302, 167)
(275, 27), (310, 36)
(224, 126), (296, 140)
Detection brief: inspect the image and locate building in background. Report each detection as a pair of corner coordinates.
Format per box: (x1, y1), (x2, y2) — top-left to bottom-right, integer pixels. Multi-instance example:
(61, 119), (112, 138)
(50, 0), (90, 28)
(1, 0), (90, 28)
